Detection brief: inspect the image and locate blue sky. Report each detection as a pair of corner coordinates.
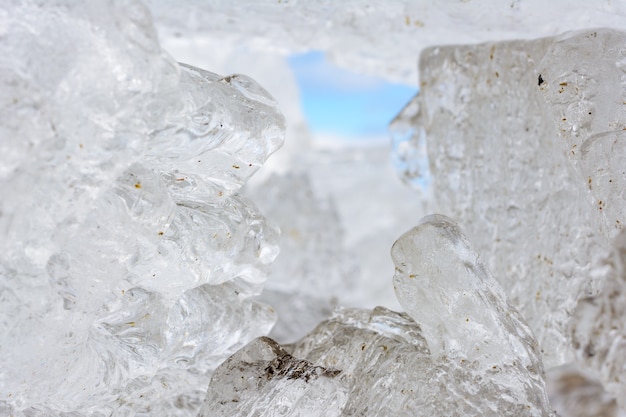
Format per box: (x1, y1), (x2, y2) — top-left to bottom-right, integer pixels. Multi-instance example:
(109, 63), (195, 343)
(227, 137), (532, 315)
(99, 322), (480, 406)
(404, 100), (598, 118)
(288, 51), (417, 138)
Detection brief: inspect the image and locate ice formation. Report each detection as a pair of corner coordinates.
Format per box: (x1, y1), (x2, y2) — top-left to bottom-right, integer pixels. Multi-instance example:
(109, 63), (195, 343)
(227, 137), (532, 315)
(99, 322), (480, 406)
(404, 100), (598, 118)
(148, 0), (626, 84)
(0, 2), (284, 415)
(199, 336), (347, 417)
(392, 29), (626, 370)
(3, 0), (626, 415)
(390, 27), (626, 414)
(203, 216), (554, 416)
(392, 215), (542, 367)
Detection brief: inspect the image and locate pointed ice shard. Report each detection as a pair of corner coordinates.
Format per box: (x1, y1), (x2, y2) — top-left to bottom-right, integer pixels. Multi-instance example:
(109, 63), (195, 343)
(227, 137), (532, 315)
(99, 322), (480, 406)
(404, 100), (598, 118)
(392, 214), (544, 372)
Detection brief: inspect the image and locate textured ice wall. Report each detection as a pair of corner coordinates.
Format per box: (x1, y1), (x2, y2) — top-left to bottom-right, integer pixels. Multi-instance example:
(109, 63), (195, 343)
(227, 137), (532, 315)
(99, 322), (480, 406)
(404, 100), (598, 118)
(391, 28), (626, 413)
(392, 29), (626, 369)
(147, 0), (626, 84)
(0, 2), (284, 415)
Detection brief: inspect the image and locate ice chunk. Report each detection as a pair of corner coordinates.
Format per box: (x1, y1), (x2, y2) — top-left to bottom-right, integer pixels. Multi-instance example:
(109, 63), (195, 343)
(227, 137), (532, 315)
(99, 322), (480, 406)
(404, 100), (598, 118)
(198, 337), (347, 417)
(0, 2), (284, 415)
(392, 214), (543, 369)
(204, 217), (552, 416)
(204, 305), (554, 416)
(392, 29), (626, 367)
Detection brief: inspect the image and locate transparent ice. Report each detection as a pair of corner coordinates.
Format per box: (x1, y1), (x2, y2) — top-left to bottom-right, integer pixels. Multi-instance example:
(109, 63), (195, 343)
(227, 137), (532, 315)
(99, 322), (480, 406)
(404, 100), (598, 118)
(0, 2), (283, 415)
(203, 215), (554, 416)
(2, 0), (626, 416)
(391, 27), (626, 413)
